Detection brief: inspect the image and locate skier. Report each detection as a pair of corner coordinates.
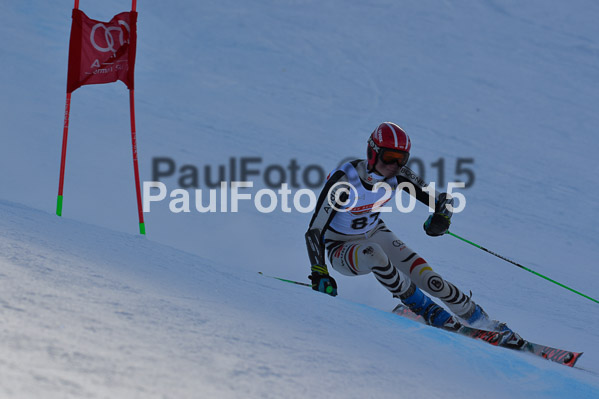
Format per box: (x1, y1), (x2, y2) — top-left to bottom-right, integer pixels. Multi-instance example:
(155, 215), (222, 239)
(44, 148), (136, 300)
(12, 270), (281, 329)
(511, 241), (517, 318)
(305, 122), (520, 341)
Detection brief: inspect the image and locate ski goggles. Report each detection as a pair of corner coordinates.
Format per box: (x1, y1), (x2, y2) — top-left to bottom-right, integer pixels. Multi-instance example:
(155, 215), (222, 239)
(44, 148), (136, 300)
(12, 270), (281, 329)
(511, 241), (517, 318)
(379, 149), (409, 166)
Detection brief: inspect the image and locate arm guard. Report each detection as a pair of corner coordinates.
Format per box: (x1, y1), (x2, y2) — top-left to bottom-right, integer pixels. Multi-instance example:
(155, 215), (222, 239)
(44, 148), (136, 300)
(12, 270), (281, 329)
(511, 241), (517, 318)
(305, 228), (325, 266)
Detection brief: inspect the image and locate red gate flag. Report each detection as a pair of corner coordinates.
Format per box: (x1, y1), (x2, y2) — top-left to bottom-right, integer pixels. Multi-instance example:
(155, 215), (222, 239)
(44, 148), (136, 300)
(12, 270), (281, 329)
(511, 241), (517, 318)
(58, 3), (145, 235)
(67, 9), (137, 93)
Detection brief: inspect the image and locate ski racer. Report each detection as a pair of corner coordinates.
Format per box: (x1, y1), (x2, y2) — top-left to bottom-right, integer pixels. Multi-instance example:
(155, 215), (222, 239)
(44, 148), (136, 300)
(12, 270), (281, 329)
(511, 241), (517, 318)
(305, 122), (520, 341)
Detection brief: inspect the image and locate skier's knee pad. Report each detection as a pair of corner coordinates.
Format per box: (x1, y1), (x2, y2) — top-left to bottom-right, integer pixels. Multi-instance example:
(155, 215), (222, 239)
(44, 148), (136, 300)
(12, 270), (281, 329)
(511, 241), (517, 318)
(329, 241), (389, 276)
(358, 242), (389, 271)
(421, 270), (448, 297)
(405, 257), (445, 295)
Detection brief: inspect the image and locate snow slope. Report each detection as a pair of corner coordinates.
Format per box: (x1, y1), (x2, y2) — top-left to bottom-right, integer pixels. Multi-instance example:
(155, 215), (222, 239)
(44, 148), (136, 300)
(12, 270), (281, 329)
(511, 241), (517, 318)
(1, 199), (598, 398)
(1, 0), (599, 397)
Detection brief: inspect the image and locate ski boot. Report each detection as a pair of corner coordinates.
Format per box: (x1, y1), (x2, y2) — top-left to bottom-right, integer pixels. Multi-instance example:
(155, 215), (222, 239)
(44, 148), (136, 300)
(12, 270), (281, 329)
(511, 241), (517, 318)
(461, 303), (490, 327)
(462, 304), (505, 330)
(399, 284), (462, 331)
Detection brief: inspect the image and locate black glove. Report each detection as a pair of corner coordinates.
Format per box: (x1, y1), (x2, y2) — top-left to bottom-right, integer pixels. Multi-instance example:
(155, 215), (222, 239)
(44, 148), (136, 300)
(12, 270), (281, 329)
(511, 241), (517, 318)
(309, 264), (337, 296)
(424, 213), (451, 236)
(424, 193), (453, 237)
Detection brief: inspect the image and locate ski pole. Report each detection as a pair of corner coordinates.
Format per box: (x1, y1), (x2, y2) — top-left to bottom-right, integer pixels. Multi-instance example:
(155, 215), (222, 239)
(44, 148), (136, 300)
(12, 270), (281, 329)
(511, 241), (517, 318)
(259, 272), (338, 295)
(258, 272), (311, 287)
(447, 231), (599, 305)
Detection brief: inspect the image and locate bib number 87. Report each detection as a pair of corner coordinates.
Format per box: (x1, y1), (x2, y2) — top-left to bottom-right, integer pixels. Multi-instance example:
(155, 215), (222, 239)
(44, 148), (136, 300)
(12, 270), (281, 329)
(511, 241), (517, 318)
(351, 213), (379, 230)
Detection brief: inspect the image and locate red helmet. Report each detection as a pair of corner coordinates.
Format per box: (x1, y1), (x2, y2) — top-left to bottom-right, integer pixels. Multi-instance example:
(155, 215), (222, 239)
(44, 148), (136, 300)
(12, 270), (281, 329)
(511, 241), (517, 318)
(367, 122), (411, 171)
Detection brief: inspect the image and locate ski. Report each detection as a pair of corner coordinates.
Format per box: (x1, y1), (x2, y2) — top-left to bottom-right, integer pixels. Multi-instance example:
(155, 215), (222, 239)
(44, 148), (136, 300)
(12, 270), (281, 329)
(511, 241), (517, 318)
(257, 272), (584, 367)
(391, 303), (583, 367)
